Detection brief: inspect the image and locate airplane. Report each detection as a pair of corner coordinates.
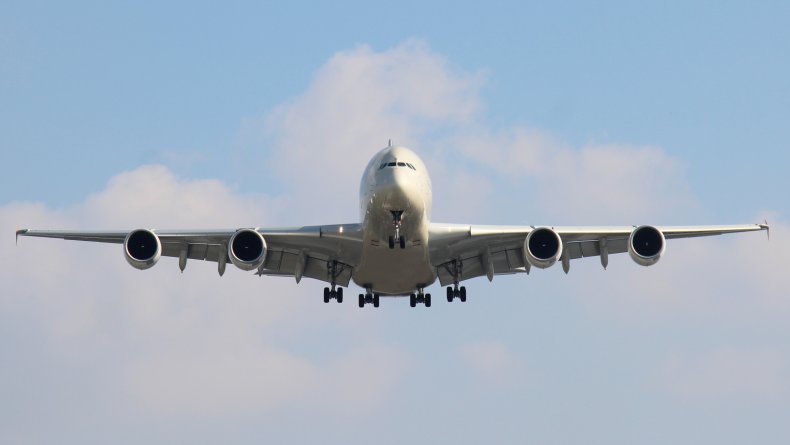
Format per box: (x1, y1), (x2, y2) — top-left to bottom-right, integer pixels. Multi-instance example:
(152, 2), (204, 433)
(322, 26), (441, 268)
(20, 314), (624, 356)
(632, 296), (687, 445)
(16, 144), (769, 308)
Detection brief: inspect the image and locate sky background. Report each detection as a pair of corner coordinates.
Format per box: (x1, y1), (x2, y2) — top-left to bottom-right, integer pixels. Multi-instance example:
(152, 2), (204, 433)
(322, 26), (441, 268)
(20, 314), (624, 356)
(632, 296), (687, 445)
(2, 1), (789, 444)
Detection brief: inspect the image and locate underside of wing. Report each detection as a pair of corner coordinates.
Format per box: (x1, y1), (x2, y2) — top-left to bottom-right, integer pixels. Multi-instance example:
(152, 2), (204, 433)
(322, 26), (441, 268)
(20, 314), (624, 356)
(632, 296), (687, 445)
(17, 224), (364, 286)
(429, 222), (768, 286)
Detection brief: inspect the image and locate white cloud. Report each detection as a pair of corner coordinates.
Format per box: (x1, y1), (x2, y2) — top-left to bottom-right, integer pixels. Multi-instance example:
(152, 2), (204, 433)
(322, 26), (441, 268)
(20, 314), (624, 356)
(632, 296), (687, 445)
(450, 128), (697, 223)
(257, 40), (485, 222)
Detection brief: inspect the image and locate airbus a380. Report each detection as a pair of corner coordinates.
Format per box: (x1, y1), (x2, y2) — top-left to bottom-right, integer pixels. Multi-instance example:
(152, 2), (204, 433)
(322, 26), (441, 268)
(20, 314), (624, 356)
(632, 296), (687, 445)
(17, 145), (768, 308)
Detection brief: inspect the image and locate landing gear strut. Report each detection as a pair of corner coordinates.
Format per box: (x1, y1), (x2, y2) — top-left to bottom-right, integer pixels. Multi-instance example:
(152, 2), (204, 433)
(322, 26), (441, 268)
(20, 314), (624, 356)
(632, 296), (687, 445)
(323, 261), (345, 303)
(443, 260), (467, 302)
(389, 211), (406, 249)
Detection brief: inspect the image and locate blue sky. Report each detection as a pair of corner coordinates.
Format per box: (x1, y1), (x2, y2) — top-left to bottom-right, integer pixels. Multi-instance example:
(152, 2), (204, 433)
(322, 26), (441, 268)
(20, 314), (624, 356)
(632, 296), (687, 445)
(2, 1), (789, 444)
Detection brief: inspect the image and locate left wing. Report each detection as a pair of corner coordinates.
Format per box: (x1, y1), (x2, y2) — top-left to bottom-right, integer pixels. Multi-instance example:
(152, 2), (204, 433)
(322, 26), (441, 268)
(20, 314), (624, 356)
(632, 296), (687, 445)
(429, 223), (769, 286)
(16, 224), (364, 286)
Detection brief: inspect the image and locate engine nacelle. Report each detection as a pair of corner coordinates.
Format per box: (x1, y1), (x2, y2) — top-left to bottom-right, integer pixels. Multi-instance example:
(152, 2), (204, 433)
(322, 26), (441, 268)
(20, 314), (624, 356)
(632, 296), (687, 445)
(628, 225), (665, 266)
(523, 227), (563, 269)
(124, 229), (161, 270)
(228, 228), (267, 271)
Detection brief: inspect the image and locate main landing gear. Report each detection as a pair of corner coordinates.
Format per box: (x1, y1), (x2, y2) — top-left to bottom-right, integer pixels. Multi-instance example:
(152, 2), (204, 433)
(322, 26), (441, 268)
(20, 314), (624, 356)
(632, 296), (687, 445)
(358, 290), (380, 308)
(324, 261), (345, 303)
(388, 210), (406, 249)
(323, 286), (343, 303)
(409, 289), (432, 308)
(446, 285), (467, 302)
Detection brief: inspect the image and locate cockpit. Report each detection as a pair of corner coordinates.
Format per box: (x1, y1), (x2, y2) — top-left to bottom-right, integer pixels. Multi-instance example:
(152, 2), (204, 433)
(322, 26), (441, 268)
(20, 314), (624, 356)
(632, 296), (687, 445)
(379, 161), (417, 171)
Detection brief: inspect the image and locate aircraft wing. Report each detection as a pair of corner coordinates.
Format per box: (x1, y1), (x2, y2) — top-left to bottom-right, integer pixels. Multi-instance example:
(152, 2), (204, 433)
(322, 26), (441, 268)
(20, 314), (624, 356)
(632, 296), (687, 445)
(429, 223), (768, 286)
(16, 225), (364, 286)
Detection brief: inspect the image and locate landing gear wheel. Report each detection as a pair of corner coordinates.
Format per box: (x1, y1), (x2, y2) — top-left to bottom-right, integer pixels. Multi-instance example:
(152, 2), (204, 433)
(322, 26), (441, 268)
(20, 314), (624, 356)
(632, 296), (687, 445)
(373, 294), (380, 308)
(324, 287), (330, 303)
(399, 236), (406, 249)
(388, 236), (395, 249)
(358, 294), (365, 308)
(425, 293), (432, 307)
(410, 293), (417, 307)
(460, 286), (467, 302)
(336, 287), (343, 303)
(447, 286), (454, 302)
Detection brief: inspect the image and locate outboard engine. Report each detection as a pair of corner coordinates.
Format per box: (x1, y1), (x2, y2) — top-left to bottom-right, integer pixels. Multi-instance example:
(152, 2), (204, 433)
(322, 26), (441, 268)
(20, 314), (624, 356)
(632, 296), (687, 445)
(523, 227), (563, 269)
(228, 228), (267, 271)
(628, 225), (665, 266)
(124, 229), (161, 270)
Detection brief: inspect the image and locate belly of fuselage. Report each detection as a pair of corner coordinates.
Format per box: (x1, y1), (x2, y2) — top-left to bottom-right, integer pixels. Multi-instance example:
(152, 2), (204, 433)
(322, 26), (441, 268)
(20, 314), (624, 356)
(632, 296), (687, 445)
(352, 204), (436, 295)
(352, 241), (437, 295)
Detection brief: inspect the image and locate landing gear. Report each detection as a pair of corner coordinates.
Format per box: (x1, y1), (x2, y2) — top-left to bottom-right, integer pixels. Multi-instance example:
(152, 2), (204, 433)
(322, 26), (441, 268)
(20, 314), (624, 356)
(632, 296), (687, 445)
(324, 261), (345, 303)
(446, 285), (467, 302)
(442, 260), (466, 303)
(389, 211), (406, 249)
(323, 286), (343, 303)
(409, 289), (432, 308)
(388, 235), (407, 249)
(358, 290), (380, 308)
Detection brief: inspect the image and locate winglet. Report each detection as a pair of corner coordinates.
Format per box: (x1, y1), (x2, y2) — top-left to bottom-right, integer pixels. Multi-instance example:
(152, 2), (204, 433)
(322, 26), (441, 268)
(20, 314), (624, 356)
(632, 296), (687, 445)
(15, 229), (27, 245)
(760, 220), (770, 240)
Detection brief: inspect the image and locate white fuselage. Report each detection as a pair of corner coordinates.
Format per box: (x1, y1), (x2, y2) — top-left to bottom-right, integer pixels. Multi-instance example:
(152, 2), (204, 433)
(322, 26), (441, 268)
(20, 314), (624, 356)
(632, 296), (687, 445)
(353, 146), (436, 295)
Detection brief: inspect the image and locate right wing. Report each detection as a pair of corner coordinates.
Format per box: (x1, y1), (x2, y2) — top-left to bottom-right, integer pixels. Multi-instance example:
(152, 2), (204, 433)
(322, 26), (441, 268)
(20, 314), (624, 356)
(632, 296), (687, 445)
(16, 224), (365, 286)
(429, 223), (768, 286)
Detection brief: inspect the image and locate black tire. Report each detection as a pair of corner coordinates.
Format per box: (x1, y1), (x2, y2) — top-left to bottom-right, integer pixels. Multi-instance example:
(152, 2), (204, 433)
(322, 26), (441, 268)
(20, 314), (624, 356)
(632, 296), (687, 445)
(410, 293), (417, 307)
(337, 287), (343, 303)
(460, 286), (467, 302)
(373, 294), (380, 308)
(425, 294), (432, 307)
(388, 236), (395, 249)
(447, 287), (454, 302)
(399, 236), (406, 249)
(323, 287), (330, 303)
(358, 294), (365, 308)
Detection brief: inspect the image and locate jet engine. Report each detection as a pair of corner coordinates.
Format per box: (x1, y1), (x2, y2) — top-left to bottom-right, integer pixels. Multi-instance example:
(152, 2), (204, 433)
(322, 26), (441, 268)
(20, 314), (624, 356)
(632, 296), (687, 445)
(523, 227), (563, 269)
(124, 229), (161, 270)
(628, 225), (665, 266)
(229, 228), (267, 271)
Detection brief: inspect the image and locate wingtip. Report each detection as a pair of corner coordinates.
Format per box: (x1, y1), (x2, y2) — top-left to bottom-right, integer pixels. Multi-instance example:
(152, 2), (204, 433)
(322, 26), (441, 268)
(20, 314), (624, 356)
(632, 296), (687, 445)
(15, 229), (27, 245)
(759, 220), (770, 240)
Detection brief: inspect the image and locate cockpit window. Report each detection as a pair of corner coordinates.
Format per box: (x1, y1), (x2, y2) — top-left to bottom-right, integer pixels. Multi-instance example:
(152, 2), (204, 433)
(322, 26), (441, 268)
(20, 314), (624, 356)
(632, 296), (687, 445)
(379, 160), (417, 170)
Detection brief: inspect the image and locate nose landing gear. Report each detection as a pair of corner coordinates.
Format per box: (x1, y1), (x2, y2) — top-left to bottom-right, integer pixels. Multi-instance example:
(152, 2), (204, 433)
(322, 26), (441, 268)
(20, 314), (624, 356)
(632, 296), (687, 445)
(389, 211), (406, 249)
